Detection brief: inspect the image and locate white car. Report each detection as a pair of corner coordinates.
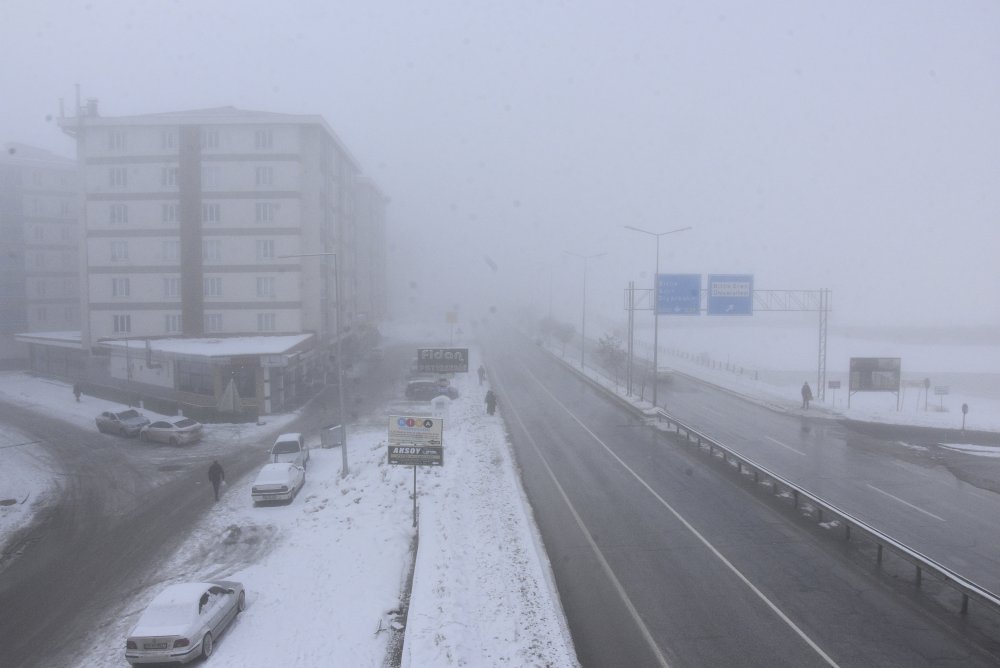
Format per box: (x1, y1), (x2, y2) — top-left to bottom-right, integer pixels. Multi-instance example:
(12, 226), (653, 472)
(252, 462), (306, 504)
(270, 432), (309, 469)
(139, 417), (203, 445)
(124, 580), (245, 665)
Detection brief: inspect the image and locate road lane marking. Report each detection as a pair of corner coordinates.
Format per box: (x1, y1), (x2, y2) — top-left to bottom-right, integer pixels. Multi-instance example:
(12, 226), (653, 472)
(865, 484), (946, 522)
(765, 436), (807, 456)
(520, 362), (840, 668)
(498, 371), (673, 667)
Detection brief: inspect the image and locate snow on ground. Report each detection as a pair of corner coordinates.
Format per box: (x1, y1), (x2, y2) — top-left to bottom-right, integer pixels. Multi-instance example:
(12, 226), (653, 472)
(0, 341), (576, 667)
(4, 322), (998, 667)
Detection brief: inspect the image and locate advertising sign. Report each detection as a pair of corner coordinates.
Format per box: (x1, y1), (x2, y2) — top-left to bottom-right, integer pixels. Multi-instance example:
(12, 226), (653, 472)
(656, 274), (701, 315)
(417, 348), (469, 373)
(707, 274), (753, 315)
(388, 415), (443, 466)
(849, 358), (901, 392)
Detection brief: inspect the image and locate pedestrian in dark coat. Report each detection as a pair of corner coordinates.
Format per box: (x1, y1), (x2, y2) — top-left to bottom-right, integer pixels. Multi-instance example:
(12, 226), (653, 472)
(208, 460), (225, 501)
(801, 382), (813, 409)
(73, 383), (82, 402)
(485, 389), (498, 416)
(477, 365), (486, 386)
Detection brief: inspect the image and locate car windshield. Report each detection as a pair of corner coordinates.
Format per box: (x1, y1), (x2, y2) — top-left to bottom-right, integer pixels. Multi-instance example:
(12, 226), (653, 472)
(272, 441), (299, 454)
(117, 410), (140, 419)
(175, 419), (197, 428)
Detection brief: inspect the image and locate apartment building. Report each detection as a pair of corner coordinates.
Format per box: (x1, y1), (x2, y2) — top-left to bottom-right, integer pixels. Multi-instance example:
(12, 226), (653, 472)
(42, 103), (387, 415)
(0, 143), (79, 369)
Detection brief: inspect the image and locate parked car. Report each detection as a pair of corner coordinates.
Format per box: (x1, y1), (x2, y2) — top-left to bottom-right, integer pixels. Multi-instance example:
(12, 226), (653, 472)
(139, 418), (203, 445)
(270, 432), (309, 469)
(124, 580), (245, 665)
(251, 462), (306, 505)
(405, 379), (459, 401)
(95, 409), (150, 437)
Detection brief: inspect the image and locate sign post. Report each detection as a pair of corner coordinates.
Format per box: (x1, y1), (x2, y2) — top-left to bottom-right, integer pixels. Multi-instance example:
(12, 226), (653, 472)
(388, 416), (444, 527)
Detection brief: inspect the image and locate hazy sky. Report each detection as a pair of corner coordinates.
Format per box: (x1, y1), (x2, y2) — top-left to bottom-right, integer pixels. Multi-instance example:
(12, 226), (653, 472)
(4, 1), (999, 329)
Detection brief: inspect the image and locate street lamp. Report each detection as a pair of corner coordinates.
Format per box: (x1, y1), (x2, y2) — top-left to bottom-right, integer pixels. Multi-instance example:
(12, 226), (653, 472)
(624, 225), (691, 408)
(279, 251), (349, 477)
(564, 250), (606, 370)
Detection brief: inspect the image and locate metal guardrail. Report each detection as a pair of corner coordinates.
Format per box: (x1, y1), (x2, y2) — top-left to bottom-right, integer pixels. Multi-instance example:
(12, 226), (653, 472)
(652, 407), (1000, 618)
(540, 340), (1000, 620)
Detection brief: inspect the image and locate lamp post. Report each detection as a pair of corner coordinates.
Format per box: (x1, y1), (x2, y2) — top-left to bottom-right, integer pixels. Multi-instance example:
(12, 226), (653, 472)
(279, 251), (349, 477)
(624, 225), (691, 408)
(564, 250), (606, 370)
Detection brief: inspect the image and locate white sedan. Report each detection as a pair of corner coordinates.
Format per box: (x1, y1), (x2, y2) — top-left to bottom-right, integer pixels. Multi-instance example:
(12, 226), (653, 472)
(125, 580), (245, 665)
(251, 462), (306, 505)
(139, 417), (203, 445)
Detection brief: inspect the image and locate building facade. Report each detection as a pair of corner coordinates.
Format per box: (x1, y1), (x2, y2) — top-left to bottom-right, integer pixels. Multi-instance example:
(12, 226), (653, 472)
(40, 103), (387, 416)
(0, 143), (79, 368)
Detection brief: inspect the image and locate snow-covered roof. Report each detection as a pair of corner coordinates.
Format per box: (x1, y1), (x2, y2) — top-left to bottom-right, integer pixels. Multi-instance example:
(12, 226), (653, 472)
(14, 331), (83, 349)
(100, 334), (313, 358)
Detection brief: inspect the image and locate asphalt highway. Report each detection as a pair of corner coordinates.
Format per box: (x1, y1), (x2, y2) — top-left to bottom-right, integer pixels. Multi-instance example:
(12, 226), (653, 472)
(485, 327), (1000, 667)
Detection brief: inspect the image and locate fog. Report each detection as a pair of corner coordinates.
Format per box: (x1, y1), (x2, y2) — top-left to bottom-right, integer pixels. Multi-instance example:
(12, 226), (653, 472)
(5, 0), (1000, 331)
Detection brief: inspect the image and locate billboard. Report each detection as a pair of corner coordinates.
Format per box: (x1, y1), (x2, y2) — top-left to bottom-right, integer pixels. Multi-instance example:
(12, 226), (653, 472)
(656, 274), (701, 315)
(707, 274), (753, 315)
(416, 348), (469, 373)
(388, 415), (444, 466)
(849, 358), (901, 392)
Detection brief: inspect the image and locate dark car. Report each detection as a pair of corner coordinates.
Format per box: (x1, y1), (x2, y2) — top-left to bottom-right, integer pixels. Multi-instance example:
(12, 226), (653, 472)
(96, 409), (151, 437)
(405, 380), (459, 401)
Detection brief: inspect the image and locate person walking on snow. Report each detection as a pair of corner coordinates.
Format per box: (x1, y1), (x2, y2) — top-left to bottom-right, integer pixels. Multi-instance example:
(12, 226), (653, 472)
(485, 389), (498, 416)
(801, 382), (813, 410)
(477, 364), (486, 386)
(208, 460), (225, 501)
(73, 383), (82, 402)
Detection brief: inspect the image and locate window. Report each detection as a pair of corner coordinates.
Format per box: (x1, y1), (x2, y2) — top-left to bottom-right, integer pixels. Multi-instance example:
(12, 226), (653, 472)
(201, 129), (219, 149)
(255, 166), (274, 186)
(164, 314), (182, 333)
(255, 129), (273, 150)
(113, 314), (131, 334)
(255, 202), (277, 223)
(35, 252), (45, 268)
(256, 312), (276, 332)
(255, 239), (275, 260)
(111, 277), (130, 297)
(161, 130), (176, 150)
(163, 277), (180, 298)
(32, 198), (41, 214)
(108, 130), (127, 152)
(35, 281), (46, 297)
(162, 240), (179, 262)
(36, 307), (47, 323)
(162, 203), (178, 223)
(203, 277), (222, 297)
(256, 276), (275, 298)
(60, 200), (71, 216)
(201, 203), (221, 224)
(110, 241), (128, 261)
(60, 226), (72, 240)
(205, 313), (223, 332)
(161, 166), (178, 187)
(202, 239), (221, 261)
(34, 226), (44, 240)
(202, 165), (221, 189)
(109, 167), (127, 188)
(109, 203), (128, 225)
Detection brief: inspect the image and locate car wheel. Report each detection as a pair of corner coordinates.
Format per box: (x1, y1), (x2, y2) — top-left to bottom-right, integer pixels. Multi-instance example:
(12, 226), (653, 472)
(237, 590), (246, 612)
(201, 632), (214, 659)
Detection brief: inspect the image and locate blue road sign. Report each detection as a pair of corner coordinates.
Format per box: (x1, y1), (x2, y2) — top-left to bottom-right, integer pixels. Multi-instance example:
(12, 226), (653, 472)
(707, 274), (753, 315)
(656, 274), (701, 315)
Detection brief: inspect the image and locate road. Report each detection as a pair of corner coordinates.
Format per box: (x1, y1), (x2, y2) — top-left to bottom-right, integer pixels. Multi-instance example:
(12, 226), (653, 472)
(485, 327), (1000, 667)
(654, 367), (1000, 594)
(0, 344), (409, 668)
